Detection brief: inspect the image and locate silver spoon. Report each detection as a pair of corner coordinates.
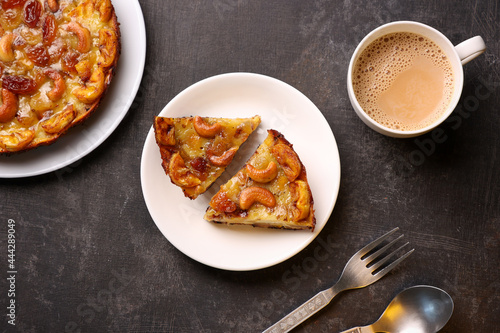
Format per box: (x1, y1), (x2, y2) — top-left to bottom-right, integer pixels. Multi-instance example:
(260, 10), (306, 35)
(340, 285), (454, 333)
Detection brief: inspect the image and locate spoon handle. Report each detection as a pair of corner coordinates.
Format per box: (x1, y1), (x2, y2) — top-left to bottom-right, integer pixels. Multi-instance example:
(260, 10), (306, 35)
(339, 327), (372, 333)
(339, 329), (362, 333)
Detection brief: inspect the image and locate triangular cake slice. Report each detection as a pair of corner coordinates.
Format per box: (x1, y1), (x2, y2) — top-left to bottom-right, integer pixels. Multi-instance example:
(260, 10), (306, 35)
(204, 129), (315, 230)
(154, 115), (261, 199)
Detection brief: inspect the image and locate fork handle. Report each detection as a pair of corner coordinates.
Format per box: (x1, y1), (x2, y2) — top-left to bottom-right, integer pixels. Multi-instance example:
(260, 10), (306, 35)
(262, 288), (339, 333)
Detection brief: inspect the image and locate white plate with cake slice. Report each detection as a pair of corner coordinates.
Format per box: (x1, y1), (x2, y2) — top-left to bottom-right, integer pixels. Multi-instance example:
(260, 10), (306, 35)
(141, 72), (341, 271)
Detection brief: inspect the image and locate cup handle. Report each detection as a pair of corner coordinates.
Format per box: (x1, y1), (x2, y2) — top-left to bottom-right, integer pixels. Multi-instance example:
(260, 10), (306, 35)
(455, 36), (486, 65)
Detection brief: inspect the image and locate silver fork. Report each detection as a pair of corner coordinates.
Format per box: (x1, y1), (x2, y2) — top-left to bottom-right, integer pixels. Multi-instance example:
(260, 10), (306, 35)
(262, 227), (414, 333)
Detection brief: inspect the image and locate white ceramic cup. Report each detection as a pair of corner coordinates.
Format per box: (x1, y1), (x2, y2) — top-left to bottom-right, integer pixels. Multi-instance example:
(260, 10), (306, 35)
(347, 21), (486, 138)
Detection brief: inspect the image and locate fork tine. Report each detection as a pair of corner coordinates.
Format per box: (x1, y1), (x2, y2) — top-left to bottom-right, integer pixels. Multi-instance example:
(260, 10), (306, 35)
(357, 227), (399, 257)
(369, 242), (409, 271)
(364, 234), (404, 264)
(373, 247), (415, 278)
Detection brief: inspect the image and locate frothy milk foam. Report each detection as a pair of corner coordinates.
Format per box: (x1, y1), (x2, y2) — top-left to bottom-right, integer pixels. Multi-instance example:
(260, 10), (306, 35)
(353, 32), (454, 131)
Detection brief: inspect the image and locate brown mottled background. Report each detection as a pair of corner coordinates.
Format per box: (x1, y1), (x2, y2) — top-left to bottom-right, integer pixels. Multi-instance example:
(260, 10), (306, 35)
(1, 0), (499, 332)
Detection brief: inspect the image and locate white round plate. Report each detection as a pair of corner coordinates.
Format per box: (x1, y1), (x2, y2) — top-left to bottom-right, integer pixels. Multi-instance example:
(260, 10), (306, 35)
(0, 0), (146, 178)
(141, 73), (341, 271)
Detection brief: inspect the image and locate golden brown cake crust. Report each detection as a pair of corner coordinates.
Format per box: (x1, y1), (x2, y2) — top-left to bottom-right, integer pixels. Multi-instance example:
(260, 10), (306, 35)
(204, 129), (316, 231)
(0, 0), (121, 154)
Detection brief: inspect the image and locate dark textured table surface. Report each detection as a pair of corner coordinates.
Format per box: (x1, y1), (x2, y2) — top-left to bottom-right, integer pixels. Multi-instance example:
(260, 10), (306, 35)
(1, 0), (500, 332)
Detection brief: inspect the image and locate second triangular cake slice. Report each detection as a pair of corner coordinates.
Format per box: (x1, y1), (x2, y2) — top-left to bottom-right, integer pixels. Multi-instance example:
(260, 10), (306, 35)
(204, 129), (315, 230)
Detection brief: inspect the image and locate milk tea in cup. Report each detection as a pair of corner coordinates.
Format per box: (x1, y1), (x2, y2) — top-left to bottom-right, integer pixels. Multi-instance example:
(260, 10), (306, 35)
(352, 32), (454, 131)
(347, 21), (486, 138)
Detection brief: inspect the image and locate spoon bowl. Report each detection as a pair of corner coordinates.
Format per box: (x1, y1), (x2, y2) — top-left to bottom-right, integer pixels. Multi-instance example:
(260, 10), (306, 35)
(342, 285), (454, 333)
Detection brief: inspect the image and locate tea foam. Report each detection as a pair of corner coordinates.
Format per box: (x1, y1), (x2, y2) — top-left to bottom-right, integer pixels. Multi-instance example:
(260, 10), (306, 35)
(352, 32), (454, 131)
